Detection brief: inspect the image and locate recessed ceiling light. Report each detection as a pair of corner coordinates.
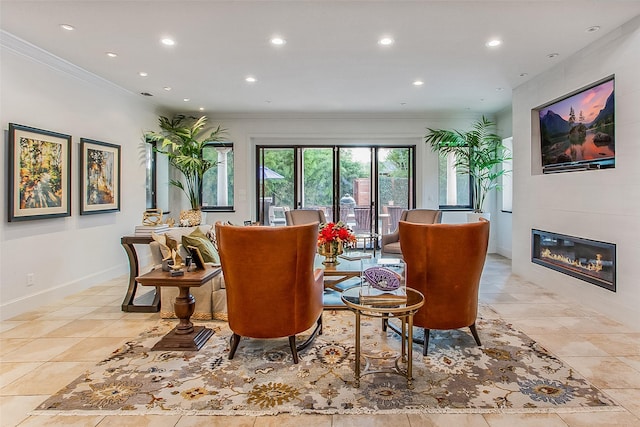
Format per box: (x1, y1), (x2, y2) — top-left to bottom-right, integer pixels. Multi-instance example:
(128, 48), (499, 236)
(270, 37), (286, 46)
(163, 86), (172, 91)
(400, 102), (407, 106)
(183, 98), (190, 102)
(496, 87), (504, 91)
(140, 92), (153, 97)
(265, 100), (272, 104)
(519, 72), (528, 77)
(60, 24), (75, 31)
(413, 80), (424, 86)
(486, 39), (502, 48)
(138, 71), (148, 77)
(586, 26), (601, 33)
(106, 52), (117, 58)
(547, 53), (559, 58)
(378, 37), (394, 46)
(199, 107), (205, 111)
(161, 38), (175, 46)
(245, 76), (257, 83)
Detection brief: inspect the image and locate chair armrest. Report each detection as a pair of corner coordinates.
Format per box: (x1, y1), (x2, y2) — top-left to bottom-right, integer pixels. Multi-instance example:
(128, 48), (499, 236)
(382, 230), (400, 246)
(313, 268), (324, 287)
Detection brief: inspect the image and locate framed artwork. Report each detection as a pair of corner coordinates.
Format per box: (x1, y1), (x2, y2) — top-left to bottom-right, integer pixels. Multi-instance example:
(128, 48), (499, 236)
(8, 123), (72, 222)
(80, 138), (121, 215)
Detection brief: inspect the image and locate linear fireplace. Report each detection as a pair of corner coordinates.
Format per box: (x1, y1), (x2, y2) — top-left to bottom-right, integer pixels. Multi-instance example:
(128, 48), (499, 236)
(531, 229), (616, 292)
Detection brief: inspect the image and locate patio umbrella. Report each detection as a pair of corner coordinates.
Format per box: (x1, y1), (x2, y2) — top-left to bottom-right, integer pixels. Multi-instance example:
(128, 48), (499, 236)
(259, 166), (284, 180)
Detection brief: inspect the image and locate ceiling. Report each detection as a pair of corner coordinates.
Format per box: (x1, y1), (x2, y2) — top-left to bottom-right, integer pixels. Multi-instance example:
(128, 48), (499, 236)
(2, 1), (639, 115)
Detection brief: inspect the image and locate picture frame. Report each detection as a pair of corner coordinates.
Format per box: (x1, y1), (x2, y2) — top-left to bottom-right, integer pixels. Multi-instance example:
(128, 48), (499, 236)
(187, 245), (207, 270)
(8, 123), (72, 222)
(80, 138), (121, 215)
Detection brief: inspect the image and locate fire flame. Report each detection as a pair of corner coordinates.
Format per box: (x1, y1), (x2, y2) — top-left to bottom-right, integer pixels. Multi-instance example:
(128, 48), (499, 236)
(540, 248), (603, 272)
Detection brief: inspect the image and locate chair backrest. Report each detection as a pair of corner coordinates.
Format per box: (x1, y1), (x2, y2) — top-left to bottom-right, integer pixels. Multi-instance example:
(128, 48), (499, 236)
(386, 205), (406, 233)
(268, 206), (289, 226)
(352, 207), (372, 233)
(285, 209), (326, 225)
(399, 219), (489, 330)
(403, 209), (442, 225)
(215, 222), (323, 338)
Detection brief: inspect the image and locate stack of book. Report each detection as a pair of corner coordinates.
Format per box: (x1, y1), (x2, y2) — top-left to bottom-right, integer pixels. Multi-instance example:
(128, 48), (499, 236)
(134, 224), (169, 236)
(359, 285), (407, 306)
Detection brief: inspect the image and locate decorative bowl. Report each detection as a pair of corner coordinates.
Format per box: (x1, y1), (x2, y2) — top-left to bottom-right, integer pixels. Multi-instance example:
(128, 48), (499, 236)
(363, 267), (401, 291)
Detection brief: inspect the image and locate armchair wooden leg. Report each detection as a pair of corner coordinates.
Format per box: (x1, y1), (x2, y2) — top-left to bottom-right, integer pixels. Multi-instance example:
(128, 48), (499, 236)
(469, 323), (481, 346)
(423, 328), (430, 356)
(229, 333), (241, 360)
(288, 335), (299, 364)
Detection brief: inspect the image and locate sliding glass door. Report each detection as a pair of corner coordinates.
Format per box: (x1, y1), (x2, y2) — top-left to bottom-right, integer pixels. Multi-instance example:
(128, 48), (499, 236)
(257, 145), (415, 237)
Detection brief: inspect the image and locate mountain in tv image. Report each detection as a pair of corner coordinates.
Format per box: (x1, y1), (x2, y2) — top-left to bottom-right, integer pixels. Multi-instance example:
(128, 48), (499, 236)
(540, 88), (614, 167)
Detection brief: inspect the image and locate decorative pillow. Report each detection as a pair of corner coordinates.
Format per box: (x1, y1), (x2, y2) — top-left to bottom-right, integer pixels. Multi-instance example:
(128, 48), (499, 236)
(151, 232), (171, 260)
(182, 227), (220, 264)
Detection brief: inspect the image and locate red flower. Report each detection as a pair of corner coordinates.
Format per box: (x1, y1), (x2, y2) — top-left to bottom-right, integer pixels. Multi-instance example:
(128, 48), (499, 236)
(318, 221), (356, 247)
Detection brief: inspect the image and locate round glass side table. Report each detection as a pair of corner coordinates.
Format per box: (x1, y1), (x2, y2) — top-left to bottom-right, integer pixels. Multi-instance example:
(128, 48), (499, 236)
(341, 286), (424, 388)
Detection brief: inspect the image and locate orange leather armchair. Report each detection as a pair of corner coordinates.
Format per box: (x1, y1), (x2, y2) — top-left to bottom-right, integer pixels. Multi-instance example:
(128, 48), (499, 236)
(381, 209), (442, 258)
(215, 222), (324, 364)
(285, 209), (327, 225)
(398, 219), (489, 355)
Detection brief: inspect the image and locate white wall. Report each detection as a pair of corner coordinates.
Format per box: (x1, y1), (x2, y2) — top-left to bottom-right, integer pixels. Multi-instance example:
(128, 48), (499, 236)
(495, 106), (513, 259)
(0, 32), (158, 320)
(511, 16), (640, 328)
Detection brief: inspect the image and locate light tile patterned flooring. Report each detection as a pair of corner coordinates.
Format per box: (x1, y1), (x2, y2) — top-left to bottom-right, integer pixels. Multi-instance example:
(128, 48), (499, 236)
(1, 255), (640, 426)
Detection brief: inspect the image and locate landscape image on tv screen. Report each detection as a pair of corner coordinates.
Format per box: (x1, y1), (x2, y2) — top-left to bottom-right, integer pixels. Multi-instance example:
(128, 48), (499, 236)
(538, 78), (614, 169)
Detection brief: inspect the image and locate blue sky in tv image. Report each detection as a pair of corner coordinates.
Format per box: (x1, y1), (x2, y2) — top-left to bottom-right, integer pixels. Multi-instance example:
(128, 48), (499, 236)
(538, 78), (615, 170)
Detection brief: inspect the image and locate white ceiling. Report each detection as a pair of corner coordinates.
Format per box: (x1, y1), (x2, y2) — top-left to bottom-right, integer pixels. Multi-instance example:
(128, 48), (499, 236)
(2, 1), (639, 115)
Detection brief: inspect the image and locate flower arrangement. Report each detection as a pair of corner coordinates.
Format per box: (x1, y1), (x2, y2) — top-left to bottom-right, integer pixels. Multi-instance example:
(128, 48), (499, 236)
(318, 221), (357, 248)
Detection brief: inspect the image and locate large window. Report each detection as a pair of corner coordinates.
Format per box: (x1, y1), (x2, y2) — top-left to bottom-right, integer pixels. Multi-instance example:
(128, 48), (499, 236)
(438, 151), (472, 209)
(202, 143), (234, 211)
(145, 142), (234, 213)
(256, 144), (415, 236)
(145, 140), (170, 213)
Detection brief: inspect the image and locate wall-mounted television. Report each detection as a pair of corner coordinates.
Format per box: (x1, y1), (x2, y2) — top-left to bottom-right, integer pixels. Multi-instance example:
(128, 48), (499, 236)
(536, 76), (615, 174)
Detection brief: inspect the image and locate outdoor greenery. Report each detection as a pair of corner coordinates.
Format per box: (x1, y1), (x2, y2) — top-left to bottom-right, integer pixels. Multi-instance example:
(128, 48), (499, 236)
(145, 115), (227, 210)
(425, 116), (510, 213)
(260, 147), (412, 212)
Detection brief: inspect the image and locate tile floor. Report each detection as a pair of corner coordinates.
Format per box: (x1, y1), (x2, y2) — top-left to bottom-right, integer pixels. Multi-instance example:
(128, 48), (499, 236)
(1, 255), (640, 426)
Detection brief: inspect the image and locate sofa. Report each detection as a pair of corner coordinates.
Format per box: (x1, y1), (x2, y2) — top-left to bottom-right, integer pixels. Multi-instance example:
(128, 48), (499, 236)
(149, 225), (227, 321)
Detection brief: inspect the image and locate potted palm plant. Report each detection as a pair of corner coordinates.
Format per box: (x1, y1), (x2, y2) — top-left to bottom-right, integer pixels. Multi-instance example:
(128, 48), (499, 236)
(424, 116), (510, 216)
(145, 115), (226, 225)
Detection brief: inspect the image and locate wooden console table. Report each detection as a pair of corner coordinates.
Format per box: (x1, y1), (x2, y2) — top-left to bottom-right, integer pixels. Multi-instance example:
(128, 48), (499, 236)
(121, 235), (160, 312)
(136, 266), (221, 351)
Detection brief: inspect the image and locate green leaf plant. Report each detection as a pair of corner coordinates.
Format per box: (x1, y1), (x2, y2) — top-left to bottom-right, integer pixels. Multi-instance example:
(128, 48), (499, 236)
(424, 116), (511, 213)
(145, 115), (227, 210)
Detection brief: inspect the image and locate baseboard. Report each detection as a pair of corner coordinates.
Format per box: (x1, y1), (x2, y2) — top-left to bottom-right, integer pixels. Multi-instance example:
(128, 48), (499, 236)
(0, 264), (128, 321)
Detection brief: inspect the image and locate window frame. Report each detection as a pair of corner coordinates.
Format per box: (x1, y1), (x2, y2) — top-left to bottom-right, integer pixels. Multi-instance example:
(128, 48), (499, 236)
(201, 141), (235, 213)
(436, 150), (473, 211)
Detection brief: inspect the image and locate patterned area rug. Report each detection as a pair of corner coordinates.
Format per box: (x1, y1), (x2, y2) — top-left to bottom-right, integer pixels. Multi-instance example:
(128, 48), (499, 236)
(35, 307), (620, 416)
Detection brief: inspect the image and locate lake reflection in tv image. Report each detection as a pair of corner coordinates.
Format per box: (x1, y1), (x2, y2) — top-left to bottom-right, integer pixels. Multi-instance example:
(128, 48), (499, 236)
(539, 79), (614, 167)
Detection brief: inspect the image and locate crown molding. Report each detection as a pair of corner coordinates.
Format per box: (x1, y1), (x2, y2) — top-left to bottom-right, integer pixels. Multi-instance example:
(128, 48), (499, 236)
(1, 30), (136, 98)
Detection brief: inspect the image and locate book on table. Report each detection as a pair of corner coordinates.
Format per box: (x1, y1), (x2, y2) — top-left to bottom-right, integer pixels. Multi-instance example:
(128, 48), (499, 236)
(134, 224), (169, 236)
(359, 285), (407, 306)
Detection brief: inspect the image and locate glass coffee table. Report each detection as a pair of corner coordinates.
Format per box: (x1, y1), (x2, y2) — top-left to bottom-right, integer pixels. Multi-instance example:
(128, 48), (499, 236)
(341, 286), (424, 388)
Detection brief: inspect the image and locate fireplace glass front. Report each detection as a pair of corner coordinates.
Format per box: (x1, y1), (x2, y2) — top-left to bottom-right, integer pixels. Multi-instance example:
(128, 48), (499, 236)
(531, 229), (616, 292)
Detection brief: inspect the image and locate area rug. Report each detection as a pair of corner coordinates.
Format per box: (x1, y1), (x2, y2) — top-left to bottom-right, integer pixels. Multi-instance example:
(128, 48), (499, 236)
(34, 307), (621, 416)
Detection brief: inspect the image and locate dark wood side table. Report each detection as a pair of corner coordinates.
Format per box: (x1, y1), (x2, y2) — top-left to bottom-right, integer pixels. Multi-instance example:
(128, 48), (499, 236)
(136, 266), (221, 351)
(121, 235), (160, 312)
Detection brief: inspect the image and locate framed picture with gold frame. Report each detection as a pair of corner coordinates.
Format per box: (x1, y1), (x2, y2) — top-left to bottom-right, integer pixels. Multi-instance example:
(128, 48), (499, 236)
(8, 123), (72, 222)
(80, 138), (121, 215)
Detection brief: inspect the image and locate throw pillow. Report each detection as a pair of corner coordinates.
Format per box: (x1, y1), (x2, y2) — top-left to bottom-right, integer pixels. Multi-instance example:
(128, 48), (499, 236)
(182, 228), (220, 264)
(151, 232), (171, 260)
